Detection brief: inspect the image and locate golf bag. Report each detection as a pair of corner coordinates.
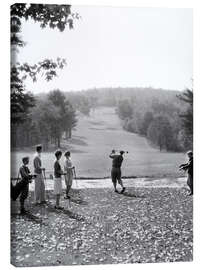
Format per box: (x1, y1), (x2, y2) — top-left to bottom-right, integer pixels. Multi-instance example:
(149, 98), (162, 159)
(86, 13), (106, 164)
(11, 179), (29, 201)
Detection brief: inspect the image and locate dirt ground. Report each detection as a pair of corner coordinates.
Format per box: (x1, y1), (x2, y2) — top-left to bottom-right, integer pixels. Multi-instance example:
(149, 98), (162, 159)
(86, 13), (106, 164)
(11, 186), (193, 267)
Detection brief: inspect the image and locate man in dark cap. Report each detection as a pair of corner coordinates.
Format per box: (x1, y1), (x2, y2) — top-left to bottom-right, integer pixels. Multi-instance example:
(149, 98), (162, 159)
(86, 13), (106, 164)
(109, 150), (126, 193)
(19, 157), (33, 213)
(11, 156), (33, 214)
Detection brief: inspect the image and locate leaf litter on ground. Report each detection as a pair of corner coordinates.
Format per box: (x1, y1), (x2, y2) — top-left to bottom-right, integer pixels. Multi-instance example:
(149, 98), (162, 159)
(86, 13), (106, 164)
(11, 187), (193, 266)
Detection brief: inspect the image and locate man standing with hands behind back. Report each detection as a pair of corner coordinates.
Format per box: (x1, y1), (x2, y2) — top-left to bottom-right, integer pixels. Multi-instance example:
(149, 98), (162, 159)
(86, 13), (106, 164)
(109, 149), (126, 194)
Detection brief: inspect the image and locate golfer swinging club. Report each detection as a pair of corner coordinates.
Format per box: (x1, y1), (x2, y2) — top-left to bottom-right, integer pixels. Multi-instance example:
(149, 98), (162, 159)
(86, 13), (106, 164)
(109, 149), (126, 193)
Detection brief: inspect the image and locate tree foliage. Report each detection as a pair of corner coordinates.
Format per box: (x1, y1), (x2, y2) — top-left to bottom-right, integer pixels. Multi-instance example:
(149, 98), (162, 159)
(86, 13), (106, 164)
(147, 116), (174, 151)
(177, 88), (193, 147)
(12, 90), (78, 149)
(11, 66), (35, 124)
(62, 87), (190, 152)
(11, 3), (78, 124)
(48, 89), (78, 145)
(117, 100), (134, 120)
(11, 4), (76, 33)
(93, 87), (187, 152)
(17, 58), (67, 83)
(78, 98), (91, 116)
(31, 100), (61, 149)
(140, 111), (154, 136)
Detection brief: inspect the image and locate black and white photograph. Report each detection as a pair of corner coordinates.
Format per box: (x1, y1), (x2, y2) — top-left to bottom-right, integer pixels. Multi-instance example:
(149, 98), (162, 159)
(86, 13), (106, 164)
(10, 1), (193, 267)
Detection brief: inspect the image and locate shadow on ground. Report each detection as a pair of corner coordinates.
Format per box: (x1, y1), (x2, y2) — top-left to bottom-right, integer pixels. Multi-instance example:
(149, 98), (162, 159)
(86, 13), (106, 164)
(122, 192), (146, 199)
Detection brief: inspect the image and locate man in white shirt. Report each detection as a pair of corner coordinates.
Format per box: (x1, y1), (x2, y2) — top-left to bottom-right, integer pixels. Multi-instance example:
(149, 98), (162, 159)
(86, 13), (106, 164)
(33, 145), (46, 204)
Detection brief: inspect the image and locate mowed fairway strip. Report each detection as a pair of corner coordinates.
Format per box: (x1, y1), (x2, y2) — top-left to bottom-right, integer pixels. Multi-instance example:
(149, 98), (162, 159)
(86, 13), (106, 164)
(11, 107), (186, 178)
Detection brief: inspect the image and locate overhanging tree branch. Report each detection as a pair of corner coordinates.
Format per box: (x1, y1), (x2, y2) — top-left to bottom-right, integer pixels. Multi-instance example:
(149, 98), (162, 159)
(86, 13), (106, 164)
(10, 4), (79, 124)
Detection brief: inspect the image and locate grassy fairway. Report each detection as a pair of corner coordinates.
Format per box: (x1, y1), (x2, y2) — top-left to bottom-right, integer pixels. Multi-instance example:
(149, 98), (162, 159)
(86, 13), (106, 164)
(11, 187), (193, 266)
(11, 107), (186, 178)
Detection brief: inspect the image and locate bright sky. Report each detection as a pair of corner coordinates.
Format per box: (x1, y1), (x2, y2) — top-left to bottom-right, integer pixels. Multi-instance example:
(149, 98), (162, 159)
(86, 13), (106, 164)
(17, 6), (193, 93)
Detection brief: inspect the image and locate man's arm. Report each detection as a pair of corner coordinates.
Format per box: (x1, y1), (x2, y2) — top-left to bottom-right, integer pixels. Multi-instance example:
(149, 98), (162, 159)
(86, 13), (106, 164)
(181, 160), (192, 170)
(109, 149), (118, 158)
(179, 163), (187, 169)
(109, 149), (116, 158)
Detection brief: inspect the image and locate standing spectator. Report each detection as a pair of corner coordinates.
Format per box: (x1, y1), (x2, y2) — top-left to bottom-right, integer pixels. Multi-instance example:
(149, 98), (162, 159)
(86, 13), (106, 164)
(33, 145), (46, 204)
(179, 150), (193, 196)
(64, 151), (74, 199)
(19, 156), (32, 214)
(54, 150), (64, 209)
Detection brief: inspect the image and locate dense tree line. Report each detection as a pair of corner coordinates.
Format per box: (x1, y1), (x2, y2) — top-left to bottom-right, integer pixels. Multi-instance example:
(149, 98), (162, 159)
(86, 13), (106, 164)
(11, 90), (77, 150)
(54, 87), (193, 152)
(177, 88), (193, 149)
(116, 88), (193, 152)
(42, 86), (192, 152)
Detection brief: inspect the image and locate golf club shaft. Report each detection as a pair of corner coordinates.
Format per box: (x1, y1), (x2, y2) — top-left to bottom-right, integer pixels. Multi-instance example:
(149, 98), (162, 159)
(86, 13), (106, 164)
(73, 167), (78, 187)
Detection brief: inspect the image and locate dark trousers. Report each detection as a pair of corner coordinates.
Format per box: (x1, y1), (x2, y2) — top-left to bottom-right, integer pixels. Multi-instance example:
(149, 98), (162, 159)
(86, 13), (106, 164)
(19, 184), (29, 204)
(111, 168), (122, 184)
(11, 179), (28, 201)
(187, 174), (193, 194)
(11, 180), (29, 207)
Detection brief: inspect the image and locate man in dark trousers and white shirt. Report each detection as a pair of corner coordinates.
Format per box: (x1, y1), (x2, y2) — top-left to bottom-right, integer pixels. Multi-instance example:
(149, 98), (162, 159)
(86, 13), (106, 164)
(109, 150), (126, 193)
